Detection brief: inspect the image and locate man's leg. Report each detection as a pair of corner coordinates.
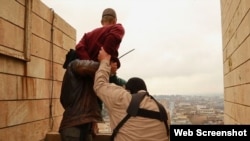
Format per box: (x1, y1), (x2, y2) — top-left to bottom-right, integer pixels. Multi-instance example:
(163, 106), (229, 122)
(60, 127), (81, 141)
(80, 123), (93, 141)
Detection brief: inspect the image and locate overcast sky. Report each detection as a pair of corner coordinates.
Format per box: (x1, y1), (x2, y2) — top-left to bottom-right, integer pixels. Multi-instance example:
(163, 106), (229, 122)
(41, 0), (223, 96)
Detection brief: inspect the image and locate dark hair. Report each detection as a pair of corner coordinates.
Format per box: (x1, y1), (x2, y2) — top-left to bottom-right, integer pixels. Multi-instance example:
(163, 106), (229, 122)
(125, 77), (147, 94)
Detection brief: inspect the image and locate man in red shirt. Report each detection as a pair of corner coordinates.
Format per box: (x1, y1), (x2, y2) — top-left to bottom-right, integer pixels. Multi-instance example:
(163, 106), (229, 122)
(75, 8), (125, 68)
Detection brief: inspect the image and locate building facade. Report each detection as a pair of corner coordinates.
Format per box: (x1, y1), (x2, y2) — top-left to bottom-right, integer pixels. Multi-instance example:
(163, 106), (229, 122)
(220, 0), (250, 124)
(0, 0), (75, 140)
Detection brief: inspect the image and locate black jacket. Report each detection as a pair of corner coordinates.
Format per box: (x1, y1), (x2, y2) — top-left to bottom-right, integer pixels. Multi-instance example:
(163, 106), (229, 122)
(59, 59), (103, 131)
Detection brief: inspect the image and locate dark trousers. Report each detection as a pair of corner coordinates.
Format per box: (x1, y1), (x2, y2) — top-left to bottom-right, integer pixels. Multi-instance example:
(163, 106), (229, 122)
(60, 123), (92, 141)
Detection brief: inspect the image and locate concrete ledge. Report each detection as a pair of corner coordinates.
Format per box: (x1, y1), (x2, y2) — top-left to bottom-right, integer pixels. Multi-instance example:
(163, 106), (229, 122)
(45, 132), (61, 141)
(45, 132), (111, 141)
(93, 133), (111, 141)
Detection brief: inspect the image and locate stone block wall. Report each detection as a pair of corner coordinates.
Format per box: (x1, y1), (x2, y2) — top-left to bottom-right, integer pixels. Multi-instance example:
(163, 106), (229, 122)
(220, 0), (250, 124)
(0, 0), (76, 140)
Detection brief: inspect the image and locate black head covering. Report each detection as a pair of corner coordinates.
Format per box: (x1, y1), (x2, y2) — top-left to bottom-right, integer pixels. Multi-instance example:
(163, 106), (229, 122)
(125, 77), (147, 94)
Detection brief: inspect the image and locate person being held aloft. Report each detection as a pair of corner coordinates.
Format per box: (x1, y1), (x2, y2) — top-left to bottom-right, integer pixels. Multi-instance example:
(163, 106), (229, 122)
(75, 8), (125, 68)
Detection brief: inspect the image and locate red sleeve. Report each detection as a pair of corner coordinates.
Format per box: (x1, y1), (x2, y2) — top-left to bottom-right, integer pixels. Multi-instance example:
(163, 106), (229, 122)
(75, 34), (90, 60)
(103, 24), (125, 57)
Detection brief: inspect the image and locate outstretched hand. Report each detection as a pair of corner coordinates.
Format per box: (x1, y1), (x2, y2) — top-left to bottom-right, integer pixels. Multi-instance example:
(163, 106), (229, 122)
(98, 47), (111, 62)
